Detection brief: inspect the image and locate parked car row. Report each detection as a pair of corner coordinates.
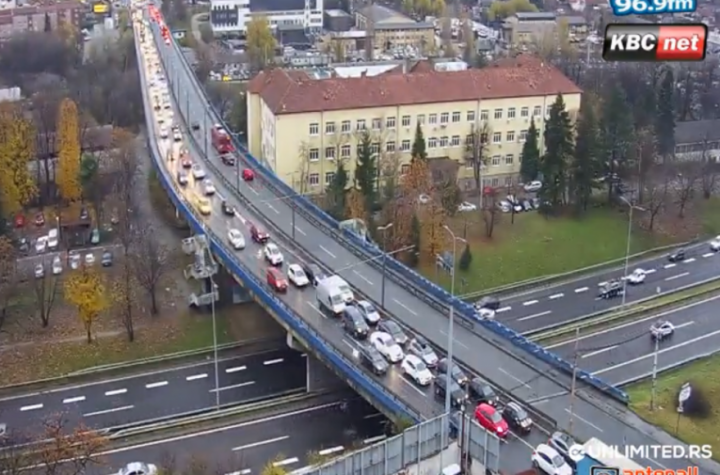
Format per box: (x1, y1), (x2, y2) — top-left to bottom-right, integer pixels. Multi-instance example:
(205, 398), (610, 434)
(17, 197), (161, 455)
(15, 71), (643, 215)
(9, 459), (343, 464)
(33, 250), (114, 278)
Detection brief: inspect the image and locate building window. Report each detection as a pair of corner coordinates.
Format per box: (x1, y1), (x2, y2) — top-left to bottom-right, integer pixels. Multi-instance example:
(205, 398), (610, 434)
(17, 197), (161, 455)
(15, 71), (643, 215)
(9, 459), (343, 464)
(418, 114), (425, 124)
(481, 110), (489, 121)
(309, 123), (319, 135)
(440, 112), (449, 124)
(493, 109), (503, 120)
(401, 115), (411, 127)
(467, 111), (475, 122)
(491, 155), (501, 166)
(439, 136), (448, 147)
(341, 120), (351, 133)
(520, 107), (529, 118)
(492, 178), (499, 187)
(520, 129), (528, 141)
(451, 135), (460, 147)
(325, 122), (335, 134)
(386, 117), (396, 129)
(465, 134), (474, 147)
(371, 142), (380, 154)
(309, 148), (319, 161)
(401, 139), (411, 151)
(325, 172), (335, 185)
(533, 106), (542, 117)
(428, 137), (437, 148)
(401, 164), (410, 175)
(308, 173), (319, 186)
(506, 131), (515, 142)
(504, 176), (513, 186)
(546, 105), (552, 117)
(492, 132), (502, 144)
(508, 108), (516, 119)
(325, 147), (335, 160)
(452, 111), (461, 123)
(429, 114), (438, 125)
(505, 154), (514, 165)
(386, 141), (396, 152)
(372, 118), (382, 130)
(357, 119), (366, 130)
(341, 144), (351, 158)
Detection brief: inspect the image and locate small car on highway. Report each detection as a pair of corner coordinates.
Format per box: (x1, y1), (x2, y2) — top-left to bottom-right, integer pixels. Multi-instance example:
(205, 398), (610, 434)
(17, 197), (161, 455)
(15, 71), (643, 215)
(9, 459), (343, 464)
(650, 320), (675, 341)
(359, 344), (389, 376)
(264, 243), (283, 266)
(401, 355), (433, 386)
(227, 229), (245, 250)
(354, 300), (380, 325)
(220, 153), (235, 166)
(467, 377), (499, 406)
(437, 358), (469, 386)
(221, 200), (235, 216)
(342, 306), (369, 340)
(191, 164), (205, 180)
(433, 376), (467, 409)
(267, 267), (288, 292)
(250, 224), (269, 243)
(668, 248), (686, 262)
(626, 268), (646, 285)
(474, 403), (508, 438)
(242, 168), (255, 181)
(502, 401), (533, 434)
(369, 331), (404, 363)
(287, 264), (309, 287)
(532, 444), (572, 475)
(711, 236), (720, 251)
(302, 262), (326, 286)
(203, 179), (216, 195)
(377, 319), (408, 346)
(597, 280), (623, 299)
(407, 336), (438, 367)
(177, 170), (188, 186)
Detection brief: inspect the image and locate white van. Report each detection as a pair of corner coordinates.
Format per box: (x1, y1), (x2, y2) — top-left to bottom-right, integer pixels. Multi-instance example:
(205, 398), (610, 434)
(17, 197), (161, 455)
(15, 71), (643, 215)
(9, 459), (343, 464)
(47, 228), (59, 250)
(325, 275), (354, 303)
(316, 278), (346, 316)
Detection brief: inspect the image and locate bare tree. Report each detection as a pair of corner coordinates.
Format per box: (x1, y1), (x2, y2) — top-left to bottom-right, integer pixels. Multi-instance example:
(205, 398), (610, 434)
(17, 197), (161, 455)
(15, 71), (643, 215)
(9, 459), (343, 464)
(132, 226), (170, 315)
(673, 162), (700, 218)
(206, 82), (239, 119)
(33, 273), (60, 328)
(465, 122), (491, 207)
(33, 416), (109, 475)
(0, 237), (17, 334)
(481, 188), (500, 238)
(111, 129), (140, 252)
(642, 175), (670, 232)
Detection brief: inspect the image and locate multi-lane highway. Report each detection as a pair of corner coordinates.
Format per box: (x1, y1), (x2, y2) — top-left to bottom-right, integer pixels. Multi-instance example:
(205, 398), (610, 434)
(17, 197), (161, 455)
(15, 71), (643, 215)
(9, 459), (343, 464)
(545, 295), (720, 386)
(0, 349), (305, 435)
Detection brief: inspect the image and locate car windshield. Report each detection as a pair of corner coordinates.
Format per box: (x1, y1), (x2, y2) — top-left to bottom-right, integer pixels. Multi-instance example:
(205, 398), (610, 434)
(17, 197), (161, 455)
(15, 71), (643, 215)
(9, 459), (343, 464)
(330, 295), (344, 305)
(480, 384), (494, 396)
(370, 351), (384, 363)
(450, 365), (463, 377)
(419, 346), (433, 356)
(414, 360), (428, 372)
(363, 303), (376, 313)
(514, 406), (528, 419)
(488, 410), (502, 423)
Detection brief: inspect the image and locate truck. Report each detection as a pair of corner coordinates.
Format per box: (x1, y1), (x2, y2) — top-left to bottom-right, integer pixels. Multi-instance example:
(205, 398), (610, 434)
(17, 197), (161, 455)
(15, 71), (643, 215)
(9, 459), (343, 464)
(316, 277), (346, 316)
(210, 125), (235, 155)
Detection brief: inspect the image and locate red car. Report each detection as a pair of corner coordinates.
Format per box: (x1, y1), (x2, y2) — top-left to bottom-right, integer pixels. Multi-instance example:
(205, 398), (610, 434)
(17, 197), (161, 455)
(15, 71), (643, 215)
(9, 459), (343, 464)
(34, 212), (45, 226)
(181, 156), (192, 168)
(267, 267), (287, 292)
(250, 224), (269, 243)
(474, 403), (509, 438)
(242, 168), (254, 181)
(14, 214), (25, 228)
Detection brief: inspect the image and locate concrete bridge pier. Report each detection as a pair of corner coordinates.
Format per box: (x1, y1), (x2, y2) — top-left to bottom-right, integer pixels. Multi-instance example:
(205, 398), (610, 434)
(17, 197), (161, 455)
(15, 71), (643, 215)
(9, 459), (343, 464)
(306, 353), (346, 392)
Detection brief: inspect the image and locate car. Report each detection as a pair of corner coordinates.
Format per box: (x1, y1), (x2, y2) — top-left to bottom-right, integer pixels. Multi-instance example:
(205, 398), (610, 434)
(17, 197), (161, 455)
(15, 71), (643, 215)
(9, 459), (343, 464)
(16, 237), (29, 254)
(477, 307), (495, 319)
(163, 101), (171, 110)
(302, 262), (326, 286)
(434, 376), (467, 408)
(220, 153), (235, 166)
(264, 243), (283, 266)
(359, 344), (389, 375)
(47, 228), (59, 250)
(532, 444), (572, 475)
(250, 224), (270, 243)
(626, 268), (646, 285)
(85, 253), (95, 266)
(407, 337), (438, 367)
(598, 279), (623, 299)
(69, 252), (81, 270)
(548, 431), (580, 467)
(437, 358), (469, 386)
(502, 402), (533, 434)
(377, 319), (408, 346)
(355, 300), (380, 325)
(711, 236), (720, 251)
(173, 130), (182, 142)
(523, 180), (543, 192)
(14, 213), (25, 228)
(191, 164), (206, 179)
(287, 264), (309, 287)
(227, 229), (246, 250)
(181, 156), (192, 168)
(266, 267), (287, 292)
(34, 263), (44, 279)
(650, 320), (675, 341)
(203, 179), (216, 195)
(90, 228), (100, 245)
(474, 295), (501, 311)
(35, 236), (48, 253)
(52, 256), (62, 275)
(196, 197), (212, 215)
(242, 168), (255, 181)
(79, 207), (89, 221)
(468, 377), (499, 406)
(457, 201), (477, 212)
(159, 127), (168, 139)
(401, 355), (433, 386)
(102, 251), (113, 267)
(177, 170), (189, 186)
(369, 331), (404, 363)
(474, 403), (508, 438)
(342, 307), (369, 339)
(34, 212), (45, 226)
(118, 462), (158, 475)
(191, 121), (200, 130)
(221, 200), (235, 216)
(668, 248), (686, 262)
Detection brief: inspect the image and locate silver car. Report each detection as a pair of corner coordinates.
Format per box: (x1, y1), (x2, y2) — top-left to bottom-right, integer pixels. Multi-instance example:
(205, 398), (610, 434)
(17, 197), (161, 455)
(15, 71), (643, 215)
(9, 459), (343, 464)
(407, 337), (438, 367)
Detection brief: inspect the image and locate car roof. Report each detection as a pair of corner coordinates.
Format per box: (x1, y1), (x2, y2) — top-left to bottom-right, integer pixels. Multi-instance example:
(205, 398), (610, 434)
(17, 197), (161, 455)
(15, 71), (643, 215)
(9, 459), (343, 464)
(267, 267), (282, 276)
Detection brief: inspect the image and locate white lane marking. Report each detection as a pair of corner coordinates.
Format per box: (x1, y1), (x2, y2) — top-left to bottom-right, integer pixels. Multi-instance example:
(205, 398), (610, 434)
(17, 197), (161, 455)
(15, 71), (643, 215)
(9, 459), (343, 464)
(294, 226), (306, 236)
(83, 405), (135, 417)
(232, 435), (289, 451)
(522, 300), (538, 306)
(683, 258), (696, 264)
(400, 378), (429, 397)
(673, 321), (694, 330)
(342, 339), (357, 352)
(665, 272), (690, 281)
(209, 381), (255, 392)
(264, 358), (284, 366)
(581, 345), (617, 359)
(496, 306), (512, 313)
(564, 408), (603, 432)
(575, 287), (588, 293)
(645, 269), (657, 274)
(319, 245), (336, 259)
(217, 193), (225, 201)
(517, 310), (551, 322)
(306, 301), (326, 318)
(548, 293), (564, 300)
(233, 211), (247, 225)
(225, 366), (247, 373)
(273, 458), (299, 467)
(318, 446), (344, 456)
(509, 432), (537, 450)
(145, 381), (168, 389)
(439, 329), (469, 349)
(225, 470), (252, 475)
(393, 298), (418, 316)
(498, 367), (531, 390)
(363, 413), (383, 419)
(105, 389), (127, 396)
(266, 204), (280, 214)
(703, 252), (714, 258)
(353, 269), (373, 286)
(248, 186), (259, 195)
(363, 435), (387, 445)
(62, 396), (86, 404)
(664, 263), (676, 269)
(20, 403), (43, 411)
(186, 373), (208, 381)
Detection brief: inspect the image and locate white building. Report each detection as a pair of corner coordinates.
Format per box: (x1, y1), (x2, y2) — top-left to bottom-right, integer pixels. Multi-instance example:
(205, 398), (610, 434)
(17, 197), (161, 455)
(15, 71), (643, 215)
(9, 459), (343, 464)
(0, 0), (17, 10)
(210, 0), (323, 35)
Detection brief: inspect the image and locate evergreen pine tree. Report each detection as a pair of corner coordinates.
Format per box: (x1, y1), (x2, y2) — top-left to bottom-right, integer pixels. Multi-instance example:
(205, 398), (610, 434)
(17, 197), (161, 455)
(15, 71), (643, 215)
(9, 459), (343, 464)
(411, 122), (427, 161)
(354, 129), (378, 209)
(600, 86), (634, 203)
(539, 94), (574, 213)
(325, 161), (349, 220)
(44, 12), (52, 32)
(458, 244), (472, 271)
(572, 97), (602, 214)
(655, 69), (676, 161)
(408, 214), (421, 267)
(520, 118), (541, 183)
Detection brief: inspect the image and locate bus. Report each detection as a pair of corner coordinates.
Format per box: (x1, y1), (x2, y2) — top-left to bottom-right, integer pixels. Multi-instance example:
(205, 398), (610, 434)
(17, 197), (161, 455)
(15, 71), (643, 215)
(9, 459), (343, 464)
(576, 437), (646, 475)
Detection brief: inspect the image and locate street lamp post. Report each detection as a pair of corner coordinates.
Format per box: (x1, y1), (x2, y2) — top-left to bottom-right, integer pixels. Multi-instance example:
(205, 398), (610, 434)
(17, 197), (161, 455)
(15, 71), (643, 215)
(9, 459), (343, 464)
(209, 275), (220, 409)
(443, 225), (466, 415)
(377, 223), (393, 308)
(620, 196), (646, 306)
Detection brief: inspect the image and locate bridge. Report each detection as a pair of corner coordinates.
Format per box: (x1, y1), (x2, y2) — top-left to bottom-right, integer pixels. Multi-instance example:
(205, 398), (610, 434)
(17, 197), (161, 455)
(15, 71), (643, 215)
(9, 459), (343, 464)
(132, 4), (628, 465)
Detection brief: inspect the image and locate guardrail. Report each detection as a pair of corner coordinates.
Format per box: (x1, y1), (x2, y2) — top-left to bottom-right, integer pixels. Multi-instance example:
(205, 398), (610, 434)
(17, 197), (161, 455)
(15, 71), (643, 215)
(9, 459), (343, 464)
(136, 23), (422, 424)
(153, 20), (627, 404)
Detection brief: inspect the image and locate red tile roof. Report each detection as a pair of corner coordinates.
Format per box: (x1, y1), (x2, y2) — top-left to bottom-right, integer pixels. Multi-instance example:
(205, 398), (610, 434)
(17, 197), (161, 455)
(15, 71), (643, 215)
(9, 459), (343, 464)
(248, 55), (582, 115)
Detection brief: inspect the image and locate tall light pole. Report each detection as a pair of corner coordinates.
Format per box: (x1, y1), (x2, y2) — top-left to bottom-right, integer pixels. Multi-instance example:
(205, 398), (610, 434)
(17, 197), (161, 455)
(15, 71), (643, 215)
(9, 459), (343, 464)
(443, 225), (466, 415)
(210, 275), (220, 409)
(650, 335), (661, 411)
(377, 223), (393, 308)
(620, 196), (646, 306)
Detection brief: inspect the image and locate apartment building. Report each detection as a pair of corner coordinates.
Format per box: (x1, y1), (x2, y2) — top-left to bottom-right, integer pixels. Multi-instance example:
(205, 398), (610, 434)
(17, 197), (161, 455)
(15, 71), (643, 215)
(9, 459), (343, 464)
(0, 1), (82, 39)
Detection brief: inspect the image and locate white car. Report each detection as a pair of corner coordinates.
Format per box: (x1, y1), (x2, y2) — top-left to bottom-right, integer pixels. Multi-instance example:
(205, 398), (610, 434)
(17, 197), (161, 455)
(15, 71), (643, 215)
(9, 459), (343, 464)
(203, 179), (216, 195)
(370, 331), (404, 363)
(355, 300), (380, 325)
(457, 201), (477, 212)
(264, 243), (283, 266)
(118, 462), (158, 475)
(287, 264), (309, 287)
(173, 130), (182, 142)
(52, 256), (62, 275)
(523, 180), (543, 192)
(85, 253), (95, 265)
(34, 263), (44, 279)
(532, 444), (572, 475)
(710, 236), (720, 251)
(69, 253), (81, 270)
(477, 307), (495, 320)
(626, 268), (646, 285)
(47, 228), (59, 250)
(191, 164), (206, 179)
(159, 127), (168, 139)
(35, 236), (48, 253)
(650, 320), (675, 341)
(228, 229), (245, 250)
(401, 355), (433, 386)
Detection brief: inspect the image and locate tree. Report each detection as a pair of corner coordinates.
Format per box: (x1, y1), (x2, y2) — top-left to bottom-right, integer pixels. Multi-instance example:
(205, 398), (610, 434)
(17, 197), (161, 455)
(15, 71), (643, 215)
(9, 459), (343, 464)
(33, 417), (109, 475)
(600, 85), (634, 203)
(420, 202), (446, 261)
(325, 161), (349, 220)
(642, 175), (669, 232)
(44, 12), (52, 32)
(482, 187), (500, 238)
(571, 96), (602, 213)
(408, 214), (421, 267)
(261, 458), (287, 475)
(199, 23), (214, 44)
(171, 0), (187, 23)
(33, 273), (60, 328)
(0, 108), (38, 217)
(539, 94), (574, 212)
(79, 153), (101, 221)
(65, 266), (108, 343)
(354, 130), (378, 209)
(655, 69), (675, 162)
(465, 122), (490, 205)
(519, 117), (540, 183)
(487, 0), (537, 20)
(0, 237), (17, 333)
(411, 122), (427, 161)
(246, 17), (276, 71)
(458, 244), (472, 271)
(111, 261), (139, 342)
(440, 180), (462, 217)
(345, 188), (367, 221)
(56, 98), (82, 203)
(673, 163), (700, 218)
(207, 82), (240, 120)
(402, 158), (432, 202)
(132, 226), (170, 315)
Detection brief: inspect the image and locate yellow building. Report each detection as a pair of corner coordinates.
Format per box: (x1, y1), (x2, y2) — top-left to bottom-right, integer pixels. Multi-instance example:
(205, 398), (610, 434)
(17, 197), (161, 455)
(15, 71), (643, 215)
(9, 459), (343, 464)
(246, 55), (582, 193)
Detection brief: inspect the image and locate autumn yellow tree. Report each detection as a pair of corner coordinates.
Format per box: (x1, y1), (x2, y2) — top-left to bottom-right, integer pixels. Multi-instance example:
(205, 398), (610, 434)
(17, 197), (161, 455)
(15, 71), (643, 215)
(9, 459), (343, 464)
(246, 16), (276, 70)
(0, 107), (38, 217)
(420, 201), (446, 261)
(64, 266), (108, 343)
(56, 98), (82, 203)
(402, 158), (432, 201)
(345, 188), (367, 221)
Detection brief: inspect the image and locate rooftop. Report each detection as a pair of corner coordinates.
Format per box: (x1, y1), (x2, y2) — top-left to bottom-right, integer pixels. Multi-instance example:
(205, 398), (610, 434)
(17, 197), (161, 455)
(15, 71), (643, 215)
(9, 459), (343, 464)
(357, 4), (411, 23)
(675, 119), (720, 144)
(249, 0), (312, 12)
(325, 8), (350, 17)
(249, 55), (582, 115)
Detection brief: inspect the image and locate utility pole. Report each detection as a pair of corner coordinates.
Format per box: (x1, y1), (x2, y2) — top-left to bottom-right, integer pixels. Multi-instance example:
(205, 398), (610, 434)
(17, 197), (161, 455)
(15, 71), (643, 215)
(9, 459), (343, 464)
(650, 336), (660, 410)
(568, 327), (580, 433)
(364, 0), (374, 61)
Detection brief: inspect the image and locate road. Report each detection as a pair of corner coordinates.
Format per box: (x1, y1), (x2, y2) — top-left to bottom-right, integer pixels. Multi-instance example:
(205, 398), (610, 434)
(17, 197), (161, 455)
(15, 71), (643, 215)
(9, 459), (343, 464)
(139, 18), (720, 475)
(545, 294), (720, 386)
(0, 349), (305, 437)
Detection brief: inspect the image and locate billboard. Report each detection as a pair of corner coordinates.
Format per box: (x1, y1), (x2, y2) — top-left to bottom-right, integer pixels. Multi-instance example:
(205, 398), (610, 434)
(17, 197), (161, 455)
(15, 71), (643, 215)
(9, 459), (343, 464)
(92, 2), (109, 14)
